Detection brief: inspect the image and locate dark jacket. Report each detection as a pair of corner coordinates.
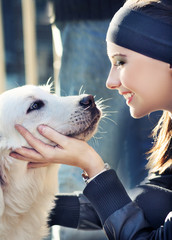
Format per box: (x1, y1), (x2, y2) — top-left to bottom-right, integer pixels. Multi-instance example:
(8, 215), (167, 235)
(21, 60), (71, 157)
(49, 169), (172, 239)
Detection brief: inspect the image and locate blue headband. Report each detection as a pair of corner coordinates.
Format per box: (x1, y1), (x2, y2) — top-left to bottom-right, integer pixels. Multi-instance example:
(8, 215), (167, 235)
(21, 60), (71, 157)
(106, 7), (172, 64)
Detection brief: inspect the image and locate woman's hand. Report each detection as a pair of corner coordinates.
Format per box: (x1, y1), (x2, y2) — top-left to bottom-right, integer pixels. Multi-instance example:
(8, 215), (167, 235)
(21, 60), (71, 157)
(10, 125), (105, 178)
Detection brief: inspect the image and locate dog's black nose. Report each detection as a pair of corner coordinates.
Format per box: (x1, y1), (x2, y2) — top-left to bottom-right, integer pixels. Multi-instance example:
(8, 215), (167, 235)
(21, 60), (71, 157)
(79, 95), (95, 108)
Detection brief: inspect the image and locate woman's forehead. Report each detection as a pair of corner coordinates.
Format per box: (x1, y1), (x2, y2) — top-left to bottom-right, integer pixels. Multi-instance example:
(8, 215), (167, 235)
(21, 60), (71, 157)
(107, 42), (131, 57)
(106, 42), (157, 63)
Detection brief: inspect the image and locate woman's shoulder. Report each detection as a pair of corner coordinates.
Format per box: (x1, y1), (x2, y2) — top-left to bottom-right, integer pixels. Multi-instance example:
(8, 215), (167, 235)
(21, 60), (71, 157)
(130, 173), (172, 228)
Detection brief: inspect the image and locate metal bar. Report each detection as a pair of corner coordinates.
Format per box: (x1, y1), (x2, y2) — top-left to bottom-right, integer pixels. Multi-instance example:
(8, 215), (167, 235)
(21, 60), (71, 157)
(0, 0), (6, 93)
(21, 0), (38, 85)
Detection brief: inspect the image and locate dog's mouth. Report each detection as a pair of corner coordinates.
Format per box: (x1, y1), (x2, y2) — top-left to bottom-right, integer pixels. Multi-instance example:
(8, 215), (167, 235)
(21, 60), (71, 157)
(69, 114), (100, 140)
(65, 107), (101, 141)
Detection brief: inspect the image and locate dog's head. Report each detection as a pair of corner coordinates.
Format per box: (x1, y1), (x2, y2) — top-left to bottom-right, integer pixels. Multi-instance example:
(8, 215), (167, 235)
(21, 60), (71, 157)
(0, 84), (102, 149)
(0, 85), (102, 213)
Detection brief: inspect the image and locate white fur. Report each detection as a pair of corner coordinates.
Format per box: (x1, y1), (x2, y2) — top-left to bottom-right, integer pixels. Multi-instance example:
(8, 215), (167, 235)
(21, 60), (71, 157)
(0, 85), (101, 240)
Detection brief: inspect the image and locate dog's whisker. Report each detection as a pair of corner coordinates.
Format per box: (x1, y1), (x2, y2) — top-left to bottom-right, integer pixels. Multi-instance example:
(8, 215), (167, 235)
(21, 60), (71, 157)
(95, 97), (103, 104)
(91, 137), (99, 146)
(101, 116), (117, 125)
(93, 135), (104, 139)
(99, 106), (111, 111)
(103, 110), (118, 113)
(101, 110), (118, 118)
(95, 125), (108, 134)
(97, 129), (107, 134)
(13, 81), (22, 88)
(95, 99), (114, 113)
(79, 86), (83, 95)
(97, 124), (104, 131)
(83, 106), (91, 111)
(101, 113), (117, 119)
(46, 77), (53, 86)
(78, 86), (86, 95)
(91, 134), (104, 145)
(96, 97), (112, 105)
(45, 77), (56, 94)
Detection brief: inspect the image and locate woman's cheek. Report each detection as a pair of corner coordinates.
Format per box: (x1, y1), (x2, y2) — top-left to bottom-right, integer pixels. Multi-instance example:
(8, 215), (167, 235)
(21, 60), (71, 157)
(120, 69), (133, 89)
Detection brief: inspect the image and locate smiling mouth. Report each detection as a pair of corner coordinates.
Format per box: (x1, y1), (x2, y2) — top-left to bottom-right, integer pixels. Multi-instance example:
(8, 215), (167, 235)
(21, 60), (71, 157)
(123, 92), (134, 104)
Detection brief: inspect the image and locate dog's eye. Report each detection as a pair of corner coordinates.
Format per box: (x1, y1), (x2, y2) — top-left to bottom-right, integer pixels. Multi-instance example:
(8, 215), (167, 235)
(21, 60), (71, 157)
(27, 100), (45, 114)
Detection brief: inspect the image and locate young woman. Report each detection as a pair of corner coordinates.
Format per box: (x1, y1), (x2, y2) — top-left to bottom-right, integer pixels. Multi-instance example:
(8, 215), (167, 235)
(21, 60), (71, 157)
(10, 0), (172, 239)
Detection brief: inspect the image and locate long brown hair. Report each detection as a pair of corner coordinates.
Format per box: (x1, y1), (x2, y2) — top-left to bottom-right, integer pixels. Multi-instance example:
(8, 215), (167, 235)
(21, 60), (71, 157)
(125, 0), (172, 174)
(147, 112), (172, 173)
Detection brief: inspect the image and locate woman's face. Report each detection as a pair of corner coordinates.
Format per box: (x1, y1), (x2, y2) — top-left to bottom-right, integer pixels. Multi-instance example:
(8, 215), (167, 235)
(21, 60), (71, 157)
(106, 42), (172, 118)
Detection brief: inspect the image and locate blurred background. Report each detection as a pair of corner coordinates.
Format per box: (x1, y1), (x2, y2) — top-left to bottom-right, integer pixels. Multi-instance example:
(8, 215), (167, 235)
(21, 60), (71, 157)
(0, 0), (60, 93)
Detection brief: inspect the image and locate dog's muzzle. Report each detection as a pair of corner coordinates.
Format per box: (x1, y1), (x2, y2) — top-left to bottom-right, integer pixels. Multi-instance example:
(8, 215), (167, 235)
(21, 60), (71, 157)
(67, 94), (101, 141)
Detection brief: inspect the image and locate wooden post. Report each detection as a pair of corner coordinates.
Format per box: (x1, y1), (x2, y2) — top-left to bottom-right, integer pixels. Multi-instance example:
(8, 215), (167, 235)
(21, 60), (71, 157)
(51, 24), (62, 96)
(21, 0), (38, 85)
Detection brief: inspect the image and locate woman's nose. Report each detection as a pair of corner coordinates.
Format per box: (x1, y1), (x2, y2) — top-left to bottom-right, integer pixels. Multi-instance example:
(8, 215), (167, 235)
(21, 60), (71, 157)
(106, 67), (121, 89)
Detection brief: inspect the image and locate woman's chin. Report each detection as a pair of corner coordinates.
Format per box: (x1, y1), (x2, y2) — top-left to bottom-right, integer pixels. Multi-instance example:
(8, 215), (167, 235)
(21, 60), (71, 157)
(129, 108), (148, 119)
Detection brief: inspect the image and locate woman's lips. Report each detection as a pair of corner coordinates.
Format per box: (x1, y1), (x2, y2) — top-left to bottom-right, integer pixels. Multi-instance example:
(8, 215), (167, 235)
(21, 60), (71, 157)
(121, 92), (135, 104)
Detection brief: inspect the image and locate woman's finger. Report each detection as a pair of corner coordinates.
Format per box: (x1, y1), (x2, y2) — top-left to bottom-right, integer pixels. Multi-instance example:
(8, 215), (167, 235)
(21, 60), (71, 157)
(15, 124), (55, 155)
(15, 124), (46, 147)
(10, 151), (30, 161)
(10, 148), (43, 162)
(27, 162), (51, 169)
(14, 124), (88, 166)
(38, 125), (71, 148)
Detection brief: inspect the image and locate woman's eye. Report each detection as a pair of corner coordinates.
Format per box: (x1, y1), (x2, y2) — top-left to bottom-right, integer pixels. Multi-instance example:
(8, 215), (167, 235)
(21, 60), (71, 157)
(114, 60), (125, 67)
(27, 100), (45, 114)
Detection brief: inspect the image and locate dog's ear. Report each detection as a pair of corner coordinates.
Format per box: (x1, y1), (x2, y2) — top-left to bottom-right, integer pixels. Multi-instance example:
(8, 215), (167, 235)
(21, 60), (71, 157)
(0, 185), (4, 216)
(0, 154), (10, 217)
(0, 166), (5, 216)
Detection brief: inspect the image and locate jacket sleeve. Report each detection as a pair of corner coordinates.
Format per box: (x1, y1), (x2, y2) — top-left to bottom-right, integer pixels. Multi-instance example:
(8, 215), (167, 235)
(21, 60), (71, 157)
(48, 192), (102, 230)
(104, 204), (172, 239)
(83, 169), (172, 239)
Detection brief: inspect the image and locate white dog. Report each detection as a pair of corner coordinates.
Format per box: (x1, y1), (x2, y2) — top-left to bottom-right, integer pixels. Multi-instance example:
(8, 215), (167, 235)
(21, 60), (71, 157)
(0, 84), (101, 240)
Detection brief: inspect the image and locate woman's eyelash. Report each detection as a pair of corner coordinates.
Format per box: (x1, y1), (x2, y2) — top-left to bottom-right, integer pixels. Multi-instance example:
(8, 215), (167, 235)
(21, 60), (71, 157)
(114, 59), (125, 66)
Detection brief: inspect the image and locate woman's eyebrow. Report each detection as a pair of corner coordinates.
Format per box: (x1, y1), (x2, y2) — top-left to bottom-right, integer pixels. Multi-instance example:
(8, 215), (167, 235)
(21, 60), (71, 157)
(111, 53), (127, 58)
(107, 51), (127, 59)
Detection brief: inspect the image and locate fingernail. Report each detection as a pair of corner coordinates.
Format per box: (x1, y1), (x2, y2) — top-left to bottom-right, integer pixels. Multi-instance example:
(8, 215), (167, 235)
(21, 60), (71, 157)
(38, 125), (46, 133)
(15, 124), (20, 129)
(27, 163), (33, 169)
(15, 124), (23, 131)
